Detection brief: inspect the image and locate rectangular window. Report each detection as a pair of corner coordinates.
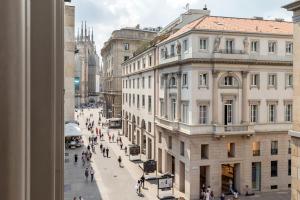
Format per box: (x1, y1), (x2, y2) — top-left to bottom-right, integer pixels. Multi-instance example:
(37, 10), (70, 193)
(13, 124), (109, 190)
(227, 143), (235, 158)
(251, 41), (259, 52)
(288, 140), (291, 154)
(271, 161), (278, 177)
(124, 43), (129, 50)
(148, 76), (151, 88)
(124, 56), (129, 61)
(170, 44), (175, 56)
(226, 39), (234, 53)
(158, 132), (162, 143)
(288, 159), (291, 176)
(182, 73), (188, 87)
(129, 94), (131, 106)
(285, 104), (292, 122)
(160, 100), (164, 117)
(183, 39), (188, 52)
(268, 104), (276, 123)
(268, 74), (277, 87)
(286, 74), (293, 87)
(142, 77), (145, 88)
(149, 55), (152, 66)
(201, 144), (209, 159)
(250, 104), (258, 123)
(180, 141), (185, 156)
(199, 105), (208, 124)
(137, 95), (140, 108)
(148, 122), (151, 133)
(182, 103), (189, 123)
(250, 74), (259, 87)
(148, 96), (152, 112)
(142, 95), (145, 107)
(271, 185), (278, 190)
(252, 142), (260, 156)
(271, 141), (278, 155)
(142, 58), (146, 68)
(168, 136), (172, 149)
(133, 63), (136, 71)
(199, 73), (208, 86)
(137, 78), (140, 89)
(133, 79), (135, 89)
(286, 42), (293, 54)
(200, 38), (208, 50)
(171, 99), (176, 120)
(132, 94), (135, 105)
(126, 93), (128, 102)
(268, 41), (276, 53)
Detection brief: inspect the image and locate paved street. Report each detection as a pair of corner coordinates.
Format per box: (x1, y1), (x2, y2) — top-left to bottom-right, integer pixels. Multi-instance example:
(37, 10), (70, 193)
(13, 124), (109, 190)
(65, 108), (291, 200)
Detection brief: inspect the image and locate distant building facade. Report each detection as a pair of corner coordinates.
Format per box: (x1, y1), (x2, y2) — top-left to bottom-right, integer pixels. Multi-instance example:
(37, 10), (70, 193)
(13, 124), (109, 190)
(101, 26), (158, 118)
(75, 22), (100, 106)
(64, 5), (75, 121)
(122, 9), (294, 199)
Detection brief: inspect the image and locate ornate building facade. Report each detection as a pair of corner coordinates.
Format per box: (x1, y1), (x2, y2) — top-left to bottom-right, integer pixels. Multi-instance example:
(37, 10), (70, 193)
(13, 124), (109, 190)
(122, 10), (294, 199)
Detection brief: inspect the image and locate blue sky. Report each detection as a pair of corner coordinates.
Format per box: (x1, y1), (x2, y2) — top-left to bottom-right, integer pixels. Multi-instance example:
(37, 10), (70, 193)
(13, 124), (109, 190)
(68, 0), (293, 55)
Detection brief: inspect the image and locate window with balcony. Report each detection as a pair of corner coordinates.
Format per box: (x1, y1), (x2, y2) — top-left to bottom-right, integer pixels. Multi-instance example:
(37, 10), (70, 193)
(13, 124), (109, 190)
(225, 39), (234, 53)
(182, 73), (188, 87)
(199, 38), (208, 50)
(148, 96), (152, 113)
(250, 104), (258, 123)
(171, 99), (176, 120)
(124, 43), (129, 50)
(271, 161), (278, 177)
(286, 42), (293, 54)
(199, 73), (208, 87)
(268, 41), (277, 53)
(252, 142), (260, 156)
(199, 105), (208, 124)
(250, 73), (259, 87)
(271, 141), (278, 155)
(251, 40), (259, 52)
(227, 143), (235, 158)
(201, 144), (209, 159)
(285, 103), (292, 122)
(182, 103), (189, 123)
(268, 104), (276, 123)
(180, 141), (185, 156)
(268, 74), (277, 88)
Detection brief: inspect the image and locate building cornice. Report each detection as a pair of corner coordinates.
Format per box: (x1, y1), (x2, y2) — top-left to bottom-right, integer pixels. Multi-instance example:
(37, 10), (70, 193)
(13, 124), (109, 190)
(283, 0), (300, 11)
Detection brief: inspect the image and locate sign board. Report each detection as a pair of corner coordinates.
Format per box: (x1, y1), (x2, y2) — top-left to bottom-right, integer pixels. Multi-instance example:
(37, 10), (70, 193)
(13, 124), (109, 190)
(158, 177), (173, 189)
(144, 160), (157, 173)
(129, 145), (140, 156)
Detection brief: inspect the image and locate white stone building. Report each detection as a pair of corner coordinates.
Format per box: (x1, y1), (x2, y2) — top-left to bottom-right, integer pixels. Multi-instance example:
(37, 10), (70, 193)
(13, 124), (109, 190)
(123, 10), (294, 199)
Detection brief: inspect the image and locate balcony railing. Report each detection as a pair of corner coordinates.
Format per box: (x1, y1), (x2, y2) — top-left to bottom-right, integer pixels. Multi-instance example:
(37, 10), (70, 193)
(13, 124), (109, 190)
(213, 124), (254, 136)
(217, 49), (245, 54)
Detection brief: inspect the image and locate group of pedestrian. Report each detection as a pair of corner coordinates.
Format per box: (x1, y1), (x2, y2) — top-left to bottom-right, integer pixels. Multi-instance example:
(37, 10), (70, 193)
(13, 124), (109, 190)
(200, 184), (215, 200)
(84, 166), (95, 182)
(135, 175), (145, 196)
(73, 196), (84, 200)
(101, 146), (110, 158)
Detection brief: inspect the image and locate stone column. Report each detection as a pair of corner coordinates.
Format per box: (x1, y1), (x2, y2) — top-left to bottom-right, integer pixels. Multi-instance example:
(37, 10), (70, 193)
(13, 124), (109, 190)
(212, 71), (219, 124)
(164, 74), (168, 118)
(176, 72), (182, 122)
(241, 71), (249, 124)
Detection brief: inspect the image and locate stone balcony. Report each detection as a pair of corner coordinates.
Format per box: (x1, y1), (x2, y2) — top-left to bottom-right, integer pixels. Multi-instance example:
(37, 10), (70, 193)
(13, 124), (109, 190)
(212, 124), (255, 137)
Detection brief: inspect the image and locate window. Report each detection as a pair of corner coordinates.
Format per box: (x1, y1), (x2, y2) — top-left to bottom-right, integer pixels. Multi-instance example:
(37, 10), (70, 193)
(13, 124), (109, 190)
(142, 95), (145, 107)
(271, 161), (278, 177)
(268, 104), (276, 123)
(268, 74), (277, 87)
(271, 185), (278, 190)
(226, 39), (234, 53)
(126, 93), (128, 102)
(199, 105), (208, 124)
(148, 122), (151, 133)
(250, 74), (259, 87)
(288, 140), (291, 154)
(158, 132), (162, 143)
(200, 38), (208, 50)
(133, 79), (135, 88)
(124, 43), (129, 50)
(171, 99), (176, 120)
(271, 141), (278, 155)
(168, 136), (172, 149)
(142, 77), (145, 88)
(250, 104), (258, 123)
(129, 94), (131, 106)
(251, 41), (259, 52)
(137, 95), (140, 108)
(183, 39), (188, 52)
(160, 100), (164, 117)
(199, 73), (208, 87)
(129, 79), (131, 88)
(224, 76), (234, 86)
(132, 94), (135, 105)
(252, 142), (260, 156)
(137, 78), (140, 89)
(201, 144), (209, 159)
(286, 74), (293, 87)
(148, 76), (151, 88)
(285, 104), (292, 122)
(268, 41), (276, 53)
(170, 76), (176, 87)
(142, 58), (146, 68)
(180, 141), (185, 156)
(286, 42), (293, 54)
(182, 73), (188, 87)
(182, 103), (189, 123)
(227, 143), (235, 158)
(148, 55), (152, 66)
(160, 76), (165, 88)
(288, 159), (291, 176)
(148, 96), (152, 112)
(170, 44), (175, 56)
(124, 56), (129, 61)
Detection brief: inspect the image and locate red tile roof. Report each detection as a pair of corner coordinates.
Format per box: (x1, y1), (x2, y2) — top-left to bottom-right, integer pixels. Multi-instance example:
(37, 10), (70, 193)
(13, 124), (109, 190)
(162, 16), (293, 43)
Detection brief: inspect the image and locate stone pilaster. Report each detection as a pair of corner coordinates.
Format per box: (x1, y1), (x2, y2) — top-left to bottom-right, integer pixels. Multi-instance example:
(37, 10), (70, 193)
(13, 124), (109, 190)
(164, 74), (169, 118)
(212, 71), (219, 124)
(176, 72), (182, 122)
(241, 71), (249, 123)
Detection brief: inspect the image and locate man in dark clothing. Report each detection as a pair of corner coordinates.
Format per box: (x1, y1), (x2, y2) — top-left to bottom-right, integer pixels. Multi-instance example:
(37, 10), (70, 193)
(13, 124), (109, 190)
(74, 154), (78, 163)
(102, 148), (105, 157)
(140, 175), (145, 188)
(106, 148), (109, 158)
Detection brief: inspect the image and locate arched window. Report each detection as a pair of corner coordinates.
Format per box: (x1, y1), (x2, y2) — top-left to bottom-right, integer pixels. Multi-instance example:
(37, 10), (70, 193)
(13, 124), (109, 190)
(222, 75), (238, 87)
(169, 76), (176, 87)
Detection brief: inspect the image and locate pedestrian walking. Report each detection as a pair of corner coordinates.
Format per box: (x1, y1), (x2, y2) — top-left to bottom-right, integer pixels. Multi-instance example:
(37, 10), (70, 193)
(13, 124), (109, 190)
(120, 142), (123, 150)
(73, 197), (77, 200)
(100, 143), (103, 150)
(220, 193), (225, 200)
(90, 167), (94, 182)
(102, 148), (106, 157)
(135, 180), (140, 195)
(140, 175), (145, 188)
(79, 196), (84, 200)
(84, 168), (89, 180)
(118, 156), (122, 167)
(112, 134), (115, 142)
(74, 154), (78, 164)
(81, 154), (85, 166)
(106, 148), (109, 158)
(124, 146), (127, 155)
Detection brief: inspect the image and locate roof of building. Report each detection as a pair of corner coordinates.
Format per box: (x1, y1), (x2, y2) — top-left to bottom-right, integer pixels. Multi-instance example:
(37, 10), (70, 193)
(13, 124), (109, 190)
(162, 16), (293, 43)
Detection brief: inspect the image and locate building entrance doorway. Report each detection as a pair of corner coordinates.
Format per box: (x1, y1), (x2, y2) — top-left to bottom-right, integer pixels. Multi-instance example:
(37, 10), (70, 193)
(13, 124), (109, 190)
(200, 166), (210, 195)
(221, 163), (240, 194)
(224, 100), (233, 125)
(166, 153), (175, 176)
(179, 161), (185, 193)
(252, 162), (261, 191)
